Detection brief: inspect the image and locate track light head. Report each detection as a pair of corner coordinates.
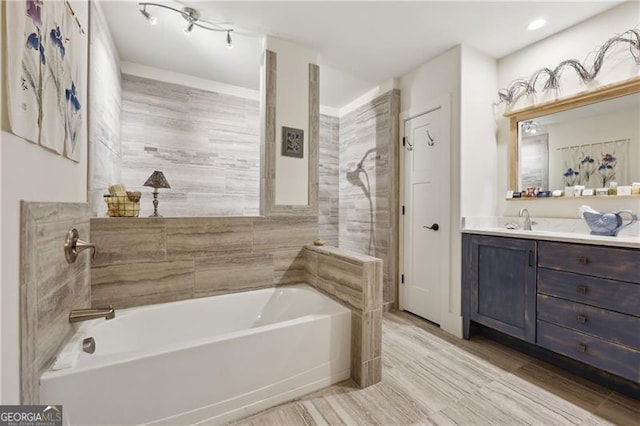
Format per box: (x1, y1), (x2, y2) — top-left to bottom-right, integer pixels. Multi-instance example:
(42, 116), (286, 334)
(226, 30), (233, 49)
(184, 21), (194, 35)
(139, 5), (157, 25)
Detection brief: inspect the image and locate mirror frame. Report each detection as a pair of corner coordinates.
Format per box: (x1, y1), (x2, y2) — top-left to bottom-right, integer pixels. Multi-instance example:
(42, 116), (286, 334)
(504, 76), (640, 192)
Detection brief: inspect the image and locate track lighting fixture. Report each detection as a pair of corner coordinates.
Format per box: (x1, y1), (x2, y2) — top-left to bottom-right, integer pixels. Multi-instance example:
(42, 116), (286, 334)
(521, 120), (539, 134)
(138, 2), (234, 44)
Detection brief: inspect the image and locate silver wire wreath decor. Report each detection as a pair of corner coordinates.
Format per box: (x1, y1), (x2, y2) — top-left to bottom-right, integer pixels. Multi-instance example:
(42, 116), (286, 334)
(497, 28), (640, 106)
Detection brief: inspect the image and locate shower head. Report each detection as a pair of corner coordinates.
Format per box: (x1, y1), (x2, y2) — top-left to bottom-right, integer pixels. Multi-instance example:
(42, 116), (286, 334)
(346, 169), (362, 184)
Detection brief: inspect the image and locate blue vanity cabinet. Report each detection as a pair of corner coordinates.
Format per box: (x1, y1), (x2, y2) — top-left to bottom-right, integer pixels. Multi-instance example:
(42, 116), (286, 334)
(463, 233), (640, 391)
(537, 241), (640, 383)
(462, 234), (537, 343)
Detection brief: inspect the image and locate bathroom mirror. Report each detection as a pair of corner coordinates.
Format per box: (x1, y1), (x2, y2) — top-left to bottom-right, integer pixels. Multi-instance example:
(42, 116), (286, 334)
(505, 77), (640, 194)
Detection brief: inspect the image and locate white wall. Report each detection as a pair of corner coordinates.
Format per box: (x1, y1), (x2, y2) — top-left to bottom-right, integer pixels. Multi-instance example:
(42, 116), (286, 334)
(399, 46), (463, 337)
(265, 37), (317, 205)
(460, 45), (498, 219)
(497, 1), (640, 218)
(0, 136), (87, 403)
(1, 2), (88, 402)
(398, 45), (498, 337)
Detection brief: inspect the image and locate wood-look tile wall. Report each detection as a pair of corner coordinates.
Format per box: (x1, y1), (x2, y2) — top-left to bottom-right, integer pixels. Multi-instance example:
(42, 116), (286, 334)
(319, 114), (340, 246)
(88, 0), (122, 217)
(89, 216), (318, 308)
(119, 74), (261, 217)
(305, 245), (383, 388)
(339, 90), (400, 309)
(20, 202), (92, 404)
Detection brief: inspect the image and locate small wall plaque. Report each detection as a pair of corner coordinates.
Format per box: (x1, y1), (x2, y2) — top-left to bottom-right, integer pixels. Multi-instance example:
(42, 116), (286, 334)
(282, 126), (304, 158)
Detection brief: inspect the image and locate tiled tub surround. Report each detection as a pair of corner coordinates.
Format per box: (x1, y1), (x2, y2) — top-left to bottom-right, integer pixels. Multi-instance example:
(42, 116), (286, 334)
(89, 216), (317, 308)
(40, 284), (351, 425)
(339, 89), (400, 310)
(119, 74), (261, 217)
(20, 202), (92, 404)
(88, 216), (383, 389)
(305, 245), (383, 388)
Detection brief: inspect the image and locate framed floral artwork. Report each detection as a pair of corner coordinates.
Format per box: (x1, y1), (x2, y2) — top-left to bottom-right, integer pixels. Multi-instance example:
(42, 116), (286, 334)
(6, 0), (87, 162)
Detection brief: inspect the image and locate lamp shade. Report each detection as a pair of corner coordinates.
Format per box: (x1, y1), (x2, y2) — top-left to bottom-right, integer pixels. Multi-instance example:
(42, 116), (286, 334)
(143, 170), (171, 189)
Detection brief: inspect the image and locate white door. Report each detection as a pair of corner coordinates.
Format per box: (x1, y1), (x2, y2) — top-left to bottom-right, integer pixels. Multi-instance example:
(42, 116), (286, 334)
(402, 105), (449, 324)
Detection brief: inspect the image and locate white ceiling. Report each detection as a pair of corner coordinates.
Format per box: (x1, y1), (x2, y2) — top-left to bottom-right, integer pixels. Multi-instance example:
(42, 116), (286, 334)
(101, 0), (626, 109)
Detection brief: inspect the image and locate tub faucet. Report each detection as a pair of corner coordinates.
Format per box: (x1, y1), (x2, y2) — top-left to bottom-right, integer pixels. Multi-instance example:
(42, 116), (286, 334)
(69, 305), (115, 323)
(519, 208), (532, 231)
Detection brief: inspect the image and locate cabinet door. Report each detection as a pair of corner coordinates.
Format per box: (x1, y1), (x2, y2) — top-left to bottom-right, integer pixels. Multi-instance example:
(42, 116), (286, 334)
(467, 235), (537, 342)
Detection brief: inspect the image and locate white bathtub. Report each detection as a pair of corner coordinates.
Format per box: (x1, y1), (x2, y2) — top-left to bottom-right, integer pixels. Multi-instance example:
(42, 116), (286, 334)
(40, 284), (351, 425)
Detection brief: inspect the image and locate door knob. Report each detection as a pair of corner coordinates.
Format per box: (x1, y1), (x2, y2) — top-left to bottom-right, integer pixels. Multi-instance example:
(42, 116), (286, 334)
(423, 223), (439, 231)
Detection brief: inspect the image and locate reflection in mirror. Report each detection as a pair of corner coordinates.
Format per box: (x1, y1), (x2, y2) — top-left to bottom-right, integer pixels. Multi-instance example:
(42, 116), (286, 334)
(509, 78), (640, 195)
(519, 93), (639, 191)
(519, 126), (548, 190)
(96, 1), (262, 217)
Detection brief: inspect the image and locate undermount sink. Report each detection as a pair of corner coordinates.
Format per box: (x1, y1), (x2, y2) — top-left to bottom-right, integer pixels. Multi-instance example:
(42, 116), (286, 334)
(503, 222), (540, 232)
(490, 225), (557, 235)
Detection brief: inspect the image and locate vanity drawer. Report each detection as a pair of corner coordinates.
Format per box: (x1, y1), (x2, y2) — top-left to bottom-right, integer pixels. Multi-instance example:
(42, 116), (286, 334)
(538, 268), (640, 316)
(537, 294), (640, 349)
(538, 241), (640, 283)
(537, 321), (640, 382)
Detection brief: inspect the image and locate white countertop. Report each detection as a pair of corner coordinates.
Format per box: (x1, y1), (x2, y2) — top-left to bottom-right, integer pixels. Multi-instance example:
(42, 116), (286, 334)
(462, 217), (640, 249)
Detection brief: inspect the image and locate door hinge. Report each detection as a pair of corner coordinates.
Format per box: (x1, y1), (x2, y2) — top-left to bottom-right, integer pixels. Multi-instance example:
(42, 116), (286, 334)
(401, 274), (405, 284)
(402, 205), (405, 215)
(402, 136), (406, 147)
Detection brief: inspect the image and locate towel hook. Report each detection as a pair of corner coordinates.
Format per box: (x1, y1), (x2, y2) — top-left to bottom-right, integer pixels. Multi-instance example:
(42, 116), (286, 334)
(64, 228), (96, 263)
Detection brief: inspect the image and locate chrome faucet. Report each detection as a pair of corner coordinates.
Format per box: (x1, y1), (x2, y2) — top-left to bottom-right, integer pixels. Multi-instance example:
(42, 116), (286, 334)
(69, 305), (115, 323)
(519, 208), (532, 231)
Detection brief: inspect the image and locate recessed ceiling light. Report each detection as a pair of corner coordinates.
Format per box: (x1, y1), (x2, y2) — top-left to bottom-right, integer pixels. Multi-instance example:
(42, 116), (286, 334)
(528, 18), (547, 31)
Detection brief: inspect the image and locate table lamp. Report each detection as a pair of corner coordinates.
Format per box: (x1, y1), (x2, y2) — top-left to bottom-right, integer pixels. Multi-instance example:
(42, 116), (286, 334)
(143, 170), (171, 217)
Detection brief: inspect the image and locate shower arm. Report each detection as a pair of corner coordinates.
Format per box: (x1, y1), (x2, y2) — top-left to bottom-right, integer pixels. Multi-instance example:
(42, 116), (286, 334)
(356, 148), (378, 169)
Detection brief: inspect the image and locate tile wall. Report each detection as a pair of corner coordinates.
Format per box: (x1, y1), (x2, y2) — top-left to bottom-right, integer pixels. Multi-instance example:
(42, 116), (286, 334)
(319, 114), (340, 246)
(119, 74), (261, 218)
(339, 90), (400, 309)
(89, 216), (318, 308)
(305, 245), (383, 387)
(20, 202), (92, 403)
(88, 0), (122, 217)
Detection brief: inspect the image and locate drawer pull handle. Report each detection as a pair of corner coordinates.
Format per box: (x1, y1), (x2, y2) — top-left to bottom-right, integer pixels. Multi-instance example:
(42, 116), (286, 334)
(577, 285), (588, 294)
(577, 343), (587, 353)
(578, 256), (589, 265)
(576, 315), (587, 324)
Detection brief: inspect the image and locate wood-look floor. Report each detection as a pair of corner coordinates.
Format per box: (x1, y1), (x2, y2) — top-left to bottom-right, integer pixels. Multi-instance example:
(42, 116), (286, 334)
(229, 311), (640, 426)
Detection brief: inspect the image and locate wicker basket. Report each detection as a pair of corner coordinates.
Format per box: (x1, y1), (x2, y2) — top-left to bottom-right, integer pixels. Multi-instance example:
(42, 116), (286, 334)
(104, 195), (140, 217)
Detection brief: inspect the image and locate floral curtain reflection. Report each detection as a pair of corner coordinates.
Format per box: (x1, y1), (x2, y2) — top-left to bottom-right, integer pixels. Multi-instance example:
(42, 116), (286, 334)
(559, 139), (629, 188)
